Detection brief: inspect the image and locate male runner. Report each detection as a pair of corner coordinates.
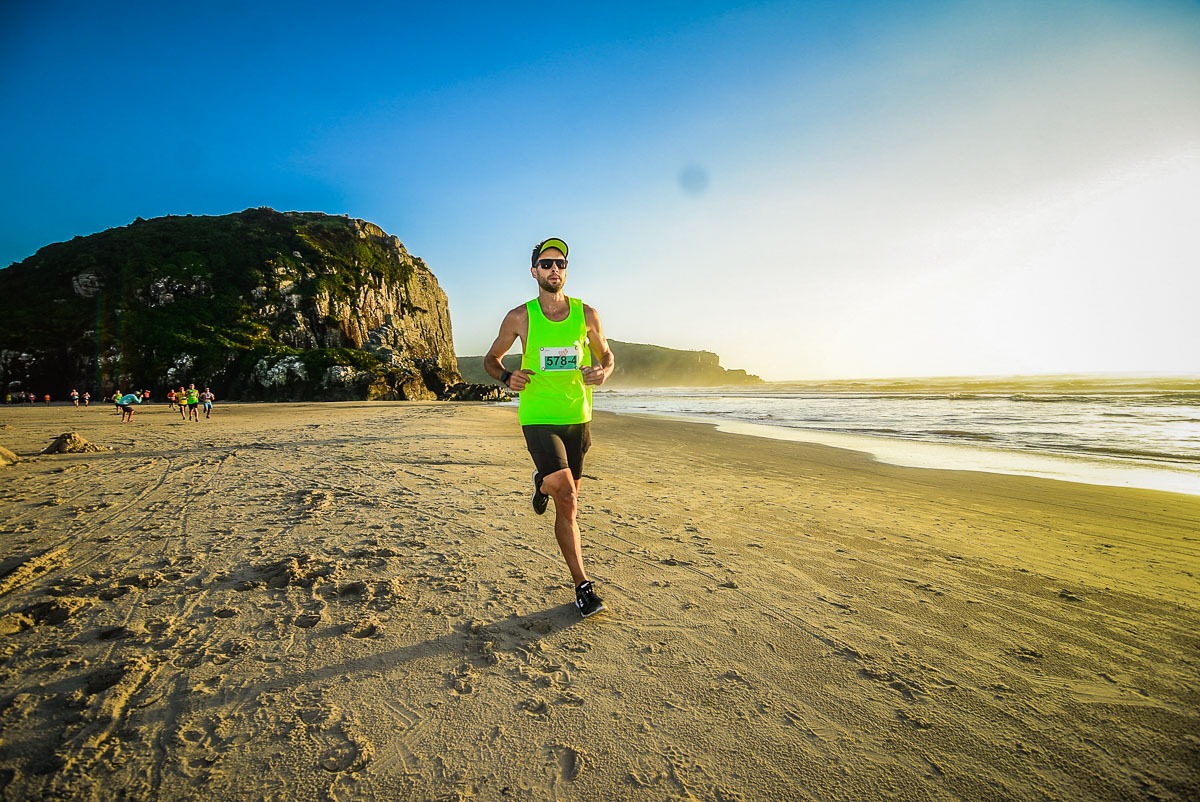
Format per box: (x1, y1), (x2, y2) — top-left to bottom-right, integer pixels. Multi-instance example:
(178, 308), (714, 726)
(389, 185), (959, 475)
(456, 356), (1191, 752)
(186, 383), (201, 422)
(201, 387), (216, 419)
(484, 237), (615, 618)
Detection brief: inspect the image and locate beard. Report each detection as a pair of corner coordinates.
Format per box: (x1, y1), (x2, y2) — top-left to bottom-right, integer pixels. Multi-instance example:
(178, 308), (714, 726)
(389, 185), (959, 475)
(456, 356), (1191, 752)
(537, 275), (565, 294)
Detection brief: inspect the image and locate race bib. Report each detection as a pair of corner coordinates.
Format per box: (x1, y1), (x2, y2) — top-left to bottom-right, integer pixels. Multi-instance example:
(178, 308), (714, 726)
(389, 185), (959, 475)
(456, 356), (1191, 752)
(540, 345), (582, 372)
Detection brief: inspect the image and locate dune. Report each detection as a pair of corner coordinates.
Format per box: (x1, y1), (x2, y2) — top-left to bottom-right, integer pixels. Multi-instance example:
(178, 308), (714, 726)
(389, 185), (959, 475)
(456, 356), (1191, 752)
(0, 401), (1196, 800)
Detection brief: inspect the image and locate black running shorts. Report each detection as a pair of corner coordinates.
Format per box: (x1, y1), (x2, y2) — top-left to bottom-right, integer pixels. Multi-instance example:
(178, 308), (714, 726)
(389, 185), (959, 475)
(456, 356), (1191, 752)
(522, 423), (591, 481)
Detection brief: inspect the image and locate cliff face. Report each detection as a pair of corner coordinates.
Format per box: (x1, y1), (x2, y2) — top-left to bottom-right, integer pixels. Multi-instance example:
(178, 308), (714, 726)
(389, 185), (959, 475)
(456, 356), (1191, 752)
(0, 209), (463, 400)
(457, 340), (763, 388)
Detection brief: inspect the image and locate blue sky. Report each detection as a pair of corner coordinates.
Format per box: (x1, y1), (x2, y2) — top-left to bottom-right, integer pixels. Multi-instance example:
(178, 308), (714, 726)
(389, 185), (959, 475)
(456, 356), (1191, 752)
(2, 0), (1198, 380)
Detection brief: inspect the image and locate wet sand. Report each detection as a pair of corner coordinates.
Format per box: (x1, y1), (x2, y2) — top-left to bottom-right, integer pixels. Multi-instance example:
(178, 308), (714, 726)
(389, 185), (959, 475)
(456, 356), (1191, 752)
(1, 401), (1197, 801)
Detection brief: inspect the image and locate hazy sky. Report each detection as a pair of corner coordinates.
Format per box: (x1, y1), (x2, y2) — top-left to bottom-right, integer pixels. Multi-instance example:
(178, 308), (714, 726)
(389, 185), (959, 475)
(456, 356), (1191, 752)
(2, 0), (1197, 381)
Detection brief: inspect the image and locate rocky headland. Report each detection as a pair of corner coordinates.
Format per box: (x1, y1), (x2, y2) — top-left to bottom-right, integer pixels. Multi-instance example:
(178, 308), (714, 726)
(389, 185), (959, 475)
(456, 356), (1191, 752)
(0, 209), (478, 401)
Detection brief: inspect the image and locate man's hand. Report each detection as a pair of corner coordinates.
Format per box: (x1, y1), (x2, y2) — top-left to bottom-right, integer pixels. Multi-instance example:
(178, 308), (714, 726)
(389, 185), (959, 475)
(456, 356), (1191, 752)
(581, 365), (610, 386)
(507, 369), (535, 391)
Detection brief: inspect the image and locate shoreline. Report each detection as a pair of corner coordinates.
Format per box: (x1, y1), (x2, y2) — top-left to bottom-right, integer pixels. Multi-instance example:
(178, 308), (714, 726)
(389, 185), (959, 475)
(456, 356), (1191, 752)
(1, 401), (1197, 800)
(646, 412), (1200, 497)
(587, 389), (1200, 497)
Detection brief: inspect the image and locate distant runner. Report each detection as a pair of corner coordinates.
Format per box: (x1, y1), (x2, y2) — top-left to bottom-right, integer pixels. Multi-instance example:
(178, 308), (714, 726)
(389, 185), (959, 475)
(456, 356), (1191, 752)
(484, 236), (615, 618)
(118, 392), (141, 423)
(185, 384), (201, 422)
(200, 387), (215, 419)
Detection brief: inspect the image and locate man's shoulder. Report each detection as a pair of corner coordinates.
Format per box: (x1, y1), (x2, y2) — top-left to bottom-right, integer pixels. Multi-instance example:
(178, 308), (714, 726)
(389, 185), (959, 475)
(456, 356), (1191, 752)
(496, 303), (530, 338)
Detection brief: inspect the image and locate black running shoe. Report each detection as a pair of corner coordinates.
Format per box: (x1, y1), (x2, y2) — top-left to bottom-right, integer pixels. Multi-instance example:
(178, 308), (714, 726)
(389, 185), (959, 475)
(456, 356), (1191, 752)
(532, 471), (549, 515)
(575, 581), (606, 618)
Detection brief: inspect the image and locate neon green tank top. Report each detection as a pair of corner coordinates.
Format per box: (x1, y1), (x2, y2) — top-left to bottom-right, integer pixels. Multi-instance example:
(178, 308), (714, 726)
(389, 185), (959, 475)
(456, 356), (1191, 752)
(519, 297), (592, 425)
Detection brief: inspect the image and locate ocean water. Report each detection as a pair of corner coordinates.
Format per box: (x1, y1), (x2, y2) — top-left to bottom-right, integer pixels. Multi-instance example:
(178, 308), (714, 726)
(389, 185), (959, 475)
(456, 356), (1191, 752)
(590, 378), (1200, 496)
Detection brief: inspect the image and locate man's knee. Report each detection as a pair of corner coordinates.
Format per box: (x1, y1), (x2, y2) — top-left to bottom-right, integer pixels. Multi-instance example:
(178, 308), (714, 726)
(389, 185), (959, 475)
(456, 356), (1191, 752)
(540, 469), (578, 507)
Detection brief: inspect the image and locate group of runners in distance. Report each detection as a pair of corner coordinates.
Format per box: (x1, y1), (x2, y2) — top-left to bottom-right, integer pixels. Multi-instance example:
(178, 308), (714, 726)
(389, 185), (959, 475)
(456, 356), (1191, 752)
(108, 384), (215, 423)
(165, 384), (216, 421)
(3, 384), (217, 424)
(4, 391), (59, 405)
(107, 384), (216, 423)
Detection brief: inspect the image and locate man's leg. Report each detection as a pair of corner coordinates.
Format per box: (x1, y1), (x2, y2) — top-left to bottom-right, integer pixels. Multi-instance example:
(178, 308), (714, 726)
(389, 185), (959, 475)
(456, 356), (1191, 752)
(524, 424), (604, 615)
(538, 468), (587, 586)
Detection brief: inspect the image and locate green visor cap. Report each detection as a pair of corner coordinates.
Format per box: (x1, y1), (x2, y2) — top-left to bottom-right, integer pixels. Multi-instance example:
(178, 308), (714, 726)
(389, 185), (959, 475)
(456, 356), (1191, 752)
(536, 238), (569, 259)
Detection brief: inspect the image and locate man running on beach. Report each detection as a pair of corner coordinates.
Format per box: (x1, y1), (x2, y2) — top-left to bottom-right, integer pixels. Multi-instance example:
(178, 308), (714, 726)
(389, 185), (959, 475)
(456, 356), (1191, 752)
(200, 387), (215, 419)
(484, 237), (615, 618)
(186, 384), (201, 421)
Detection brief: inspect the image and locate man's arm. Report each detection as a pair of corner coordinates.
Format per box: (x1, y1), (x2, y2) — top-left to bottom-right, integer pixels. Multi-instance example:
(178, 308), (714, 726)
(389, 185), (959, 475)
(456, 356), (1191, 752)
(582, 304), (614, 386)
(484, 306), (533, 390)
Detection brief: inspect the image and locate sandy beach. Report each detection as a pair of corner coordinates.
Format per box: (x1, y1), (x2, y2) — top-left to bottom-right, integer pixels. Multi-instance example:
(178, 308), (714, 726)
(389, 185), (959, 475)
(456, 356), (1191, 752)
(1, 400), (1197, 801)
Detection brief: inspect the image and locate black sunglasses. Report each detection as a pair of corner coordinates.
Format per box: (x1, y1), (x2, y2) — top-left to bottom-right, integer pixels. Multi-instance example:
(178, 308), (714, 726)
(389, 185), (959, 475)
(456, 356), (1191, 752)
(537, 259), (567, 270)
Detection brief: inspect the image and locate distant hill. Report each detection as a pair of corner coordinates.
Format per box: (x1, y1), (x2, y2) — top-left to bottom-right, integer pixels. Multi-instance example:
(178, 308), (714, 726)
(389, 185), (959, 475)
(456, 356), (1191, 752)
(458, 340), (762, 387)
(0, 209), (469, 400)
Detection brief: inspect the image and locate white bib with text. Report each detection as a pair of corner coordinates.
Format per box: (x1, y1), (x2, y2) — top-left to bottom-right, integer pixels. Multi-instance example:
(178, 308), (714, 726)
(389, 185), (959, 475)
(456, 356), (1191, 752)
(539, 344), (583, 372)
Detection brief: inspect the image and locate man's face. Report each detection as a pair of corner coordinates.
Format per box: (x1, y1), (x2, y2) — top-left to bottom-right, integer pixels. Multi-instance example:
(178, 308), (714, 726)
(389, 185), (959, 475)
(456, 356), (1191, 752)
(532, 247), (567, 292)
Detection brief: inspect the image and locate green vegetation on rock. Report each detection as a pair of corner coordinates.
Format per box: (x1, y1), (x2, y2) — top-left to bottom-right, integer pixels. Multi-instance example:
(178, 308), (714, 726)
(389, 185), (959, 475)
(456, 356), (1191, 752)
(0, 208), (461, 400)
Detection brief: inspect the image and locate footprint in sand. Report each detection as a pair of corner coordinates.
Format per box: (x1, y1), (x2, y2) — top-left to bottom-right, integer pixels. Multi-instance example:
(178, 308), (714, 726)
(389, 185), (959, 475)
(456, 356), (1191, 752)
(293, 612), (323, 628)
(857, 665), (929, 702)
(84, 662), (130, 694)
(1008, 645), (1045, 662)
(0, 597), (87, 636)
(543, 743), (584, 783)
(519, 697), (551, 717)
(897, 708), (934, 729)
(297, 697), (373, 773)
(210, 638), (253, 665)
(316, 722), (370, 773)
(343, 619), (380, 639)
(448, 663), (479, 695)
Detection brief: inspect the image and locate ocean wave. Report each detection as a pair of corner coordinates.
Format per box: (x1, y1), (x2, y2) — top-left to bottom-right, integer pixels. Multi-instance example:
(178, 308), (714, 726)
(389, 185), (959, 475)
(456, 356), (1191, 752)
(1072, 446), (1200, 464)
(929, 429), (999, 442)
